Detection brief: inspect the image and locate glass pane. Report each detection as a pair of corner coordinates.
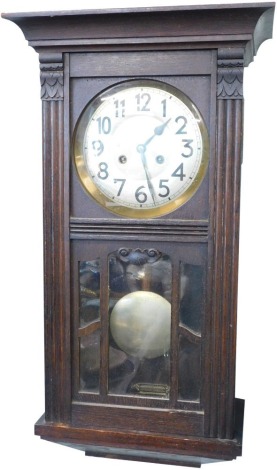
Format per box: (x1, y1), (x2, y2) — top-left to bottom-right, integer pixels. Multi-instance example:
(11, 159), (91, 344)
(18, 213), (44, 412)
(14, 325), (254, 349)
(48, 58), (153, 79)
(79, 260), (100, 392)
(179, 263), (204, 333)
(79, 260), (100, 326)
(80, 330), (100, 392)
(108, 248), (172, 398)
(178, 262), (203, 401)
(178, 336), (201, 401)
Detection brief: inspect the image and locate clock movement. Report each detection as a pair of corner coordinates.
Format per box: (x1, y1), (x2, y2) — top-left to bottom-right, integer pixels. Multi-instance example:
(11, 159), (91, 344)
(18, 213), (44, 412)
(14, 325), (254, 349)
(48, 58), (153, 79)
(2, 3), (275, 468)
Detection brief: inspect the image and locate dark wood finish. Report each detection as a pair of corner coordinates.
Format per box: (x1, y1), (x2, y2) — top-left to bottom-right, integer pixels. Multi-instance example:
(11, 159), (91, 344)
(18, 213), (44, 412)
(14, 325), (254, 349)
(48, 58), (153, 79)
(2, 4), (274, 65)
(40, 52), (71, 424)
(35, 397), (244, 466)
(207, 49), (245, 440)
(70, 51), (213, 77)
(71, 403), (204, 436)
(2, 3), (274, 467)
(70, 218), (209, 242)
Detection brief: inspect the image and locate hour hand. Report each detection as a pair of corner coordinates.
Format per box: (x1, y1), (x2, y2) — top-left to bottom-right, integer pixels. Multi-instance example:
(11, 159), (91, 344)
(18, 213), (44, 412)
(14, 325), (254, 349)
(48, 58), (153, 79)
(143, 118), (171, 147)
(154, 118), (171, 136)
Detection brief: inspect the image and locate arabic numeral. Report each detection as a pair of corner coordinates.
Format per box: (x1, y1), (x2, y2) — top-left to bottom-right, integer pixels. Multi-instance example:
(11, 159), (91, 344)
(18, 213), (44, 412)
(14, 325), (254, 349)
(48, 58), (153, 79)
(97, 162), (109, 180)
(158, 179), (170, 198)
(114, 99), (125, 118)
(91, 140), (104, 156)
(114, 178), (126, 196)
(97, 116), (112, 134)
(172, 163), (186, 181)
(175, 116), (187, 134)
(136, 92), (151, 112)
(135, 185), (148, 203)
(161, 99), (167, 117)
(181, 139), (194, 158)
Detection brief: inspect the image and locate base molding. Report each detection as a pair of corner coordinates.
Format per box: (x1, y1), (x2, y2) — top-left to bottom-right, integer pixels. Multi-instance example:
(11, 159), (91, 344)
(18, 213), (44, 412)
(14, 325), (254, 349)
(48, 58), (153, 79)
(35, 399), (244, 467)
(84, 447), (218, 467)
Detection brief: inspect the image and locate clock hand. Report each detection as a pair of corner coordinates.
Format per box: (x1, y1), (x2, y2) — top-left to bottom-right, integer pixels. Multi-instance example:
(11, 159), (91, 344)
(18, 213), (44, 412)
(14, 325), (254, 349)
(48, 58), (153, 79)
(136, 146), (156, 205)
(136, 118), (171, 205)
(154, 118), (171, 136)
(136, 118), (171, 156)
(142, 118), (171, 148)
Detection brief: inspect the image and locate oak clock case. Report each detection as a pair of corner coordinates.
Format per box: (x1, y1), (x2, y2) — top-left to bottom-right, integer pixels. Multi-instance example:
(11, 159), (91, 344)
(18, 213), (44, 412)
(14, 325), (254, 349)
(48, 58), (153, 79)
(2, 4), (275, 469)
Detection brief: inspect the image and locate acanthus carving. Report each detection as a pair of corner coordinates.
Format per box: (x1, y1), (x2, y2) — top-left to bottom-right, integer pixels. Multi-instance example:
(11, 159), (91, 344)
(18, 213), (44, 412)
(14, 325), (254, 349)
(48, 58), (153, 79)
(40, 62), (64, 101)
(217, 49), (244, 99)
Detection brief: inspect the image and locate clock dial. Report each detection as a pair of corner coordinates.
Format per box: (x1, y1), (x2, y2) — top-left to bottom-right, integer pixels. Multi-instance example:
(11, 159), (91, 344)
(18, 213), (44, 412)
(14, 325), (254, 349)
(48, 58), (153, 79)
(74, 79), (209, 218)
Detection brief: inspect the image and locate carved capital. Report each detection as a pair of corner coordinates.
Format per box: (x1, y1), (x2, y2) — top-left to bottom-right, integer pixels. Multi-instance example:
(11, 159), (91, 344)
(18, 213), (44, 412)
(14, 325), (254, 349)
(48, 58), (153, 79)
(217, 49), (244, 99)
(40, 61), (64, 101)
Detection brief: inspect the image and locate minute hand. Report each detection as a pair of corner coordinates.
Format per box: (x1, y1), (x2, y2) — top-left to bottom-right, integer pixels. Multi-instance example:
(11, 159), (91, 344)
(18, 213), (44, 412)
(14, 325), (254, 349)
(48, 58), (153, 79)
(137, 147), (156, 205)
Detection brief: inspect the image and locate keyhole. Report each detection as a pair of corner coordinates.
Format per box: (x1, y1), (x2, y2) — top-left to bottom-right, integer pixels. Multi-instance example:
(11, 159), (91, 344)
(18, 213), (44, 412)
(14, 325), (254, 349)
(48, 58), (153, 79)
(119, 155), (127, 164)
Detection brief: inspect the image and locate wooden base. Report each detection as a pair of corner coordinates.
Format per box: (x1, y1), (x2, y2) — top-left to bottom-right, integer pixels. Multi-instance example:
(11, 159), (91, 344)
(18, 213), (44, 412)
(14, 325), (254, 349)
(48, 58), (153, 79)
(35, 399), (244, 467)
(85, 448), (212, 467)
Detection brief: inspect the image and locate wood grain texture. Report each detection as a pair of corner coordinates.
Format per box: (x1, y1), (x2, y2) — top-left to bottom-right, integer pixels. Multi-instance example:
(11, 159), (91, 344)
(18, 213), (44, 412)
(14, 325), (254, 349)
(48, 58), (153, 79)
(41, 53), (71, 423)
(71, 403), (204, 436)
(70, 51), (213, 77)
(70, 218), (209, 242)
(35, 400), (243, 463)
(208, 77), (243, 439)
(2, 4), (274, 66)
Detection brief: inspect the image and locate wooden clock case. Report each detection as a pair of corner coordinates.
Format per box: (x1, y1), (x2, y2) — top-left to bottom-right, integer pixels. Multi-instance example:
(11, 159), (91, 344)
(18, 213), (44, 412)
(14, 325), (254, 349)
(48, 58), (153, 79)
(2, 3), (275, 468)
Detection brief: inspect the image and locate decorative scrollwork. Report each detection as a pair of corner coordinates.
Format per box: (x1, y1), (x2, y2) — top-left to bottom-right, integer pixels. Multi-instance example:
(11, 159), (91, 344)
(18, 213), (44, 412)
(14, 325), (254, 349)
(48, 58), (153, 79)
(117, 248), (162, 264)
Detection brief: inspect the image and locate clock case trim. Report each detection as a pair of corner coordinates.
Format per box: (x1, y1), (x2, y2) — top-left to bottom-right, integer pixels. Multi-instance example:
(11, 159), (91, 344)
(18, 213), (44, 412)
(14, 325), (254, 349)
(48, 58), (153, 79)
(35, 397), (243, 467)
(2, 3), (274, 467)
(2, 3), (274, 66)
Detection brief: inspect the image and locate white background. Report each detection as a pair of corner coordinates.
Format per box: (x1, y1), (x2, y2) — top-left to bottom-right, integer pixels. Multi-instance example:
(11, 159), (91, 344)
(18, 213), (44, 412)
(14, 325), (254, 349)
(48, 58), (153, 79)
(0, 1), (276, 469)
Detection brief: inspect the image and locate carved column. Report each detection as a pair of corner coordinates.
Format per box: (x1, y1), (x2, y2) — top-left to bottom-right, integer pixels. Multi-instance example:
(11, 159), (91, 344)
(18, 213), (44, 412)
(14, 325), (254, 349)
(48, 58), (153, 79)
(209, 48), (244, 439)
(40, 53), (70, 423)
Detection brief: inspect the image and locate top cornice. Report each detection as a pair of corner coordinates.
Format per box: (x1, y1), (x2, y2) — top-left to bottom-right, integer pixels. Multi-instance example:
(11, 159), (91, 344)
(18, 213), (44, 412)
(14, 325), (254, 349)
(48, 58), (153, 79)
(1, 2), (275, 17)
(2, 3), (275, 66)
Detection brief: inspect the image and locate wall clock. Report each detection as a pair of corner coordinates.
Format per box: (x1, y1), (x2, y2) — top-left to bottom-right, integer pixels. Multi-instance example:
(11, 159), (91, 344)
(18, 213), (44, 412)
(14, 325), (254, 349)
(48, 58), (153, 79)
(1, 3), (275, 468)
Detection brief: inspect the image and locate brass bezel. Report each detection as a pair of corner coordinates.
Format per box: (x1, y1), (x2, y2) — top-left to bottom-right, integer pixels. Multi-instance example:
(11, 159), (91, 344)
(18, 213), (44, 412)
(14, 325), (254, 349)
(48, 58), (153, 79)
(73, 79), (209, 218)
